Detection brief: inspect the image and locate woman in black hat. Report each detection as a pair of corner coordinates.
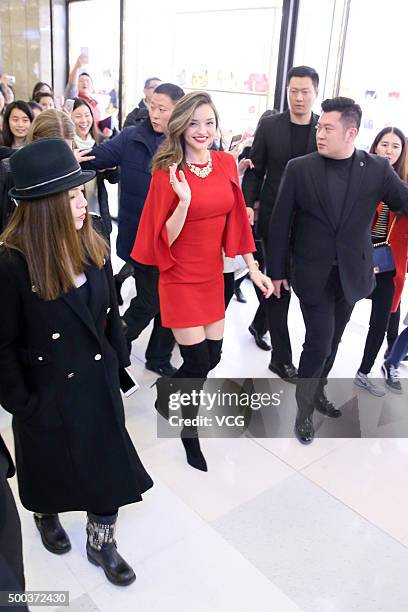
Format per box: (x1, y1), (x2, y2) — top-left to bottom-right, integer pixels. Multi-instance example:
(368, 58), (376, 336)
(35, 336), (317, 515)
(0, 138), (153, 587)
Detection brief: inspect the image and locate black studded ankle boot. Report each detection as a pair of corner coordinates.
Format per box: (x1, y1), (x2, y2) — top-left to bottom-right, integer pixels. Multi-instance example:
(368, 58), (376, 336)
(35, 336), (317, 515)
(34, 513), (71, 555)
(86, 512), (136, 587)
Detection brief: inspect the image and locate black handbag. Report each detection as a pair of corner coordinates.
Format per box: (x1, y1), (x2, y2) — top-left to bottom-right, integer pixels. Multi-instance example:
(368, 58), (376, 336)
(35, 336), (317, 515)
(372, 217), (396, 274)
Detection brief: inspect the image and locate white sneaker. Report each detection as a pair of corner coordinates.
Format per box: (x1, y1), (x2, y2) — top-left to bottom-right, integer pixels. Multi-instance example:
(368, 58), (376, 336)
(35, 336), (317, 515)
(381, 362), (403, 394)
(353, 370), (386, 397)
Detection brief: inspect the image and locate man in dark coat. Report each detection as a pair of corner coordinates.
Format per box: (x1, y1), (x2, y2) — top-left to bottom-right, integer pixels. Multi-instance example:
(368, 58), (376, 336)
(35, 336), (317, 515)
(242, 65), (319, 382)
(267, 97), (408, 444)
(0, 433), (27, 606)
(123, 77), (161, 128)
(82, 83), (184, 377)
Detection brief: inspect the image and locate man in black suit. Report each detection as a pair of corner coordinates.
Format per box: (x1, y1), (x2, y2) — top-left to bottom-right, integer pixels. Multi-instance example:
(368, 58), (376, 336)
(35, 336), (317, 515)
(0, 433), (27, 600)
(242, 66), (319, 383)
(267, 97), (408, 444)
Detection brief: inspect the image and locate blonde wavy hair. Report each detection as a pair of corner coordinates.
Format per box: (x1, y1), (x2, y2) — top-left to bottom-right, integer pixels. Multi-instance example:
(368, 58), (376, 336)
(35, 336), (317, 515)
(152, 91), (219, 172)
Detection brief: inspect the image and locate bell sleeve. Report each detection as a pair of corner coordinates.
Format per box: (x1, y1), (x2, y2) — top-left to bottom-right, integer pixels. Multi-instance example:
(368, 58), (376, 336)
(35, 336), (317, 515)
(222, 155), (256, 257)
(130, 168), (178, 272)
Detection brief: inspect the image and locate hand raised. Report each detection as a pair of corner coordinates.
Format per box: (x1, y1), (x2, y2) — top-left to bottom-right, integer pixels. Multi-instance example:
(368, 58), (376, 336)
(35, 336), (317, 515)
(169, 163), (191, 205)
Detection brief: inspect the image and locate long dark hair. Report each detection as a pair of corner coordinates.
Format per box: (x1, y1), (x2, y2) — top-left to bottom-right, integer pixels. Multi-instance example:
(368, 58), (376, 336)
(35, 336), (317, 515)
(1, 191), (108, 301)
(72, 97), (101, 144)
(2, 101), (34, 146)
(370, 127), (406, 180)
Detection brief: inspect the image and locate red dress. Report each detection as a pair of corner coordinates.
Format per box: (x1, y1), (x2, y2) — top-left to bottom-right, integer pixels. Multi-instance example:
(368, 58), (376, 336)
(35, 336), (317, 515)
(131, 151), (255, 327)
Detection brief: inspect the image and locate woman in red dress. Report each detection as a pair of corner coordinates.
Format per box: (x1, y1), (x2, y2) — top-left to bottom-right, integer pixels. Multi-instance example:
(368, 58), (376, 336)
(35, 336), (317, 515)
(132, 92), (273, 471)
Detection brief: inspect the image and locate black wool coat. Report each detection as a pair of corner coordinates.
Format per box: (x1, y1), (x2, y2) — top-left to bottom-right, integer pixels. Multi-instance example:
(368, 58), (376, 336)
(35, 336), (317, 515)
(0, 249), (153, 513)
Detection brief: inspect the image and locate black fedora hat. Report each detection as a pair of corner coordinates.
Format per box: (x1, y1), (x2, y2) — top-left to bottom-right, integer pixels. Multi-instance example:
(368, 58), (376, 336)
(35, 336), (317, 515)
(9, 138), (95, 200)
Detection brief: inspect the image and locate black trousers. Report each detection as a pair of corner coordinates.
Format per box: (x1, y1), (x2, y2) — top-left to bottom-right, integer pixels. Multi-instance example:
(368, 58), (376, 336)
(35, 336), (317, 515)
(0, 454), (26, 594)
(296, 266), (354, 420)
(386, 304), (400, 351)
(252, 234), (293, 362)
(123, 266), (175, 367)
(359, 271), (395, 374)
(250, 236), (268, 335)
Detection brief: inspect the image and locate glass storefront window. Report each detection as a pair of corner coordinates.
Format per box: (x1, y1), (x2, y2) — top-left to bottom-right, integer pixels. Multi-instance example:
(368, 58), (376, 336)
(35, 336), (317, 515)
(340, 0), (408, 150)
(123, 0), (282, 142)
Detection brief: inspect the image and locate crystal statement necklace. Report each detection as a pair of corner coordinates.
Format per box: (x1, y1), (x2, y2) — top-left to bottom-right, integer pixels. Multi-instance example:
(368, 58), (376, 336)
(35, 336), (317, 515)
(185, 155), (213, 178)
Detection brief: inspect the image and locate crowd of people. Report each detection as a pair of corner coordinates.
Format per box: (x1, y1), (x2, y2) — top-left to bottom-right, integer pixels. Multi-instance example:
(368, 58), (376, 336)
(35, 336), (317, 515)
(1, 59), (408, 597)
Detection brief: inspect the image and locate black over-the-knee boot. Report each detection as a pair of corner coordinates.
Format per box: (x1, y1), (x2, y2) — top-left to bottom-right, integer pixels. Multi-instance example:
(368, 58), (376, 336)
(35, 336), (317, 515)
(154, 340), (209, 419)
(154, 340), (210, 471)
(175, 341), (211, 472)
(206, 338), (223, 372)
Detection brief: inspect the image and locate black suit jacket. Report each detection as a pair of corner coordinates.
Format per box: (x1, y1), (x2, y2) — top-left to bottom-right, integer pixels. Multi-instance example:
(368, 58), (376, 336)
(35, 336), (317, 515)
(242, 110), (319, 240)
(267, 149), (408, 305)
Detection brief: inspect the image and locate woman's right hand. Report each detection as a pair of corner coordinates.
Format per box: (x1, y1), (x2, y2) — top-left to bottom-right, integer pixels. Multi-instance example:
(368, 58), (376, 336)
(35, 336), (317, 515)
(169, 163), (191, 206)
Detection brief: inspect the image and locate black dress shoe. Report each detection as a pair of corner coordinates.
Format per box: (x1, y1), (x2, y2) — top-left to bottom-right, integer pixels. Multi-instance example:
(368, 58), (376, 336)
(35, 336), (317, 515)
(294, 418), (314, 444)
(34, 513), (71, 555)
(268, 360), (298, 384)
(315, 393), (342, 418)
(234, 286), (247, 303)
(146, 362), (177, 377)
(248, 325), (271, 351)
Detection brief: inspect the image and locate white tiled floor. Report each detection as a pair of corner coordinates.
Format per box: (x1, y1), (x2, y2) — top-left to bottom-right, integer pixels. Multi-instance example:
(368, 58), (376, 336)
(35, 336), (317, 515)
(2, 232), (408, 611)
